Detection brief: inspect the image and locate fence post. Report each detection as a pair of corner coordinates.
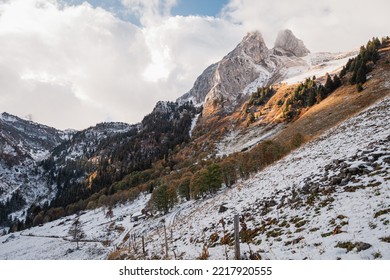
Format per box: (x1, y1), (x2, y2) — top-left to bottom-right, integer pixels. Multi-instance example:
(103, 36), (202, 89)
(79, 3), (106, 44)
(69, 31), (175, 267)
(234, 214), (240, 260)
(164, 224), (168, 258)
(142, 235), (145, 256)
(128, 233), (131, 253)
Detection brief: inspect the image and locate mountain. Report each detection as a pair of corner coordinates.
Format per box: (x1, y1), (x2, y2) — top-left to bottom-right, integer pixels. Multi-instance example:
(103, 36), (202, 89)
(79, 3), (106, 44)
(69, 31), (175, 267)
(1, 84), (389, 260)
(0, 100), (197, 229)
(0, 32), (389, 260)
(0, 113), (71, 213)
(178, 29), (353, 121)
(179, 31), (273, 116)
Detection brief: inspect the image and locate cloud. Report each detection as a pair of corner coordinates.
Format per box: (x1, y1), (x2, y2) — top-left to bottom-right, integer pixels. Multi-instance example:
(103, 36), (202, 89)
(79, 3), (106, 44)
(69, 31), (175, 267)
(121, 0), (178, 26)
(0, 0), (155, 129)
(222, 0), (390, 52)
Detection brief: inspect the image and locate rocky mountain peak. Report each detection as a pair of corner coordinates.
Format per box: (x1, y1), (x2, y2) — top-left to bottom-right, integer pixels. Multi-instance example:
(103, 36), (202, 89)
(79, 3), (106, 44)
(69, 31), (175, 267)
(230, 31), (269, 64)
(273, 29), (310, 57)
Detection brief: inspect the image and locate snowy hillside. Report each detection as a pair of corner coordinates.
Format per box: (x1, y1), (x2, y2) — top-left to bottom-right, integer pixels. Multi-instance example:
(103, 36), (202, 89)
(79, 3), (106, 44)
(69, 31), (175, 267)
(1, 95), (388, 259)
(0, 194), (151, 259)
(132, 96), (390, 260)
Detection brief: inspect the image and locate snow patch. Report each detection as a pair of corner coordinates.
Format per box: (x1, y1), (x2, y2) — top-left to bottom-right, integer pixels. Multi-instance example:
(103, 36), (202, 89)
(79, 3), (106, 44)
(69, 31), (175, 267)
(189, 113), (200, 137)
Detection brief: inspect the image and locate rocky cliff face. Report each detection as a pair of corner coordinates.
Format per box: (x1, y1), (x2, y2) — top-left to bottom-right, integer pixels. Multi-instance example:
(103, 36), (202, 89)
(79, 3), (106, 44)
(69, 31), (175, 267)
(273, 29), (310, 57)
(179, 31), (277, 116)
(178, 30), (311, 118)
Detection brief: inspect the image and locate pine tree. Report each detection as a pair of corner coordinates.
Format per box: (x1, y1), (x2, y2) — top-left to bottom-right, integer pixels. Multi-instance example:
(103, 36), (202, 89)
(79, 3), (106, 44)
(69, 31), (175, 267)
(205, 163), (222, 194)
(356, 62), (367, 84)
(152, 184), (176, 214)
(324, 74), (335, 93)
(249, 112), (255, 123)
(340, 66), (347, 78)
(68, 215), (85, 249)
(332, 74), (342, 89)
(357, 83), (363, 92)
(177, 174), (192, 201)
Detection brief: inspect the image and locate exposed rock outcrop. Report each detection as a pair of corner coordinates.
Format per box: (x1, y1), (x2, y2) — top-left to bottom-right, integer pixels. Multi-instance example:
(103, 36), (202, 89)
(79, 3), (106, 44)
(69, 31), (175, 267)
(273, 29), (310, 57)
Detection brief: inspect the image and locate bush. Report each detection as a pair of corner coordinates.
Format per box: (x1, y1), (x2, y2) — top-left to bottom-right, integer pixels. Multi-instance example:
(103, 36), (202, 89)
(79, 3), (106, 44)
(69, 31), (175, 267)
(357, 83), (363, 92)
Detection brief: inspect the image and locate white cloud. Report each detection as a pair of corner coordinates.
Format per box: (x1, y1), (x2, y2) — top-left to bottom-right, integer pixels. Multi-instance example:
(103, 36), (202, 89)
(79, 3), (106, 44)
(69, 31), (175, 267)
(121, 0), (178, 26)
(222, 0), (390, 52)
(0, 0), (154, 129)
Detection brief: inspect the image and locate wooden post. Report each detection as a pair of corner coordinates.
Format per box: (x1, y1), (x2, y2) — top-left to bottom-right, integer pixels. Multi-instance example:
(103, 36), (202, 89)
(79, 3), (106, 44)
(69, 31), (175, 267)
(142, 235), (145, 255)
(133, 235), (138, 253)
(128, 233), (131, 253)
(234, 214), (240, 260)
(164, 224), (169, 258)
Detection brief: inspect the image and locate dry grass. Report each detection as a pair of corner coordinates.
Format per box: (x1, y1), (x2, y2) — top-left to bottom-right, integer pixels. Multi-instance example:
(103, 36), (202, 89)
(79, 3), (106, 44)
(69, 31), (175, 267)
(107, 249), (122, 260)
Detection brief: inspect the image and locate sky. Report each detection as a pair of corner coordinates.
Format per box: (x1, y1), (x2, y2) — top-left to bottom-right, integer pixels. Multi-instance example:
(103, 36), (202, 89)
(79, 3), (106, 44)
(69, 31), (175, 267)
(0, 0), (389, 130)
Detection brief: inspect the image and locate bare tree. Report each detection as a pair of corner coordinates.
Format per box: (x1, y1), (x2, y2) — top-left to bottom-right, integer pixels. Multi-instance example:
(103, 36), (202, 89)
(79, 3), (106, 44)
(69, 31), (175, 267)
(106, 205), (114, 221)
(68, 215), (85, 249)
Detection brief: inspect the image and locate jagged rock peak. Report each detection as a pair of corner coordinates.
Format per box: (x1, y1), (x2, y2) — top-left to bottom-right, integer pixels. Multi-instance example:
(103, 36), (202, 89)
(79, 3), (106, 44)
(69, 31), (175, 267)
(274, 29), (310, 57)
(230, 30), (269, 64)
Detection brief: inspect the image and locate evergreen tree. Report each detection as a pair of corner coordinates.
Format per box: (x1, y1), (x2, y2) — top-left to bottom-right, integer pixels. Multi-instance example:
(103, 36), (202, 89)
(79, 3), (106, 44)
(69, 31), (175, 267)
(68, 215), (85, 249)
(332, 74), (342, 89)
(152, 184), (176, 214)
(220, 158), (238, 188)
(357, 83), (363, 92)
(356, 62), (367, 84)
(177, 174), (192, 201)
(249, 112), (255, 123)
(190, 169), (208, 199)
(324, 74), (335, 93)
(205, 163), (222, 194)
(340, 66), (347, 78)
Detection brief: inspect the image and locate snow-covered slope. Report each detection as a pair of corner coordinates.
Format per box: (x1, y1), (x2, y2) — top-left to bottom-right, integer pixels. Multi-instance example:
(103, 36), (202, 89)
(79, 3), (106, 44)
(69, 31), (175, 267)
(1, 95), (388, 259)
(0, 113), (68, 213)
(0, 194), (151, 259)
(140, 96), (390, 260)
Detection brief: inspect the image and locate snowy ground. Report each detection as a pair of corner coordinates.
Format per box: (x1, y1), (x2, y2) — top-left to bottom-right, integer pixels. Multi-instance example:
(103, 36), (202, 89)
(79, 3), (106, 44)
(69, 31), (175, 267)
(130, 96), (390, 260)
(281, 52), (357, 85)
(1, 96), (389, 260)
(0, 194), (151, 259)
(216, 124), (284, 156)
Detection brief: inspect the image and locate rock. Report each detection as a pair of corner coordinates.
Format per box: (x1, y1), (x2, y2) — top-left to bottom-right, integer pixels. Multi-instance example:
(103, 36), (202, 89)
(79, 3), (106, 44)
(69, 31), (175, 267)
(355, 242), (372, 252)
(331, 177), (342, 185)
(218, 204), (228, 213)
(371, 153), (386, 161)
(301, 184), (311, 194)
(339, 171), (347, 179)
(320, 176), (328, 182)
(266, 199), (277, 207)
(340, 178), (350, 186)
(179, 31), (270, 114)
(347, 167), (359, 175)
(333, 159), (343, 165)
(273, 29), (310, 57)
